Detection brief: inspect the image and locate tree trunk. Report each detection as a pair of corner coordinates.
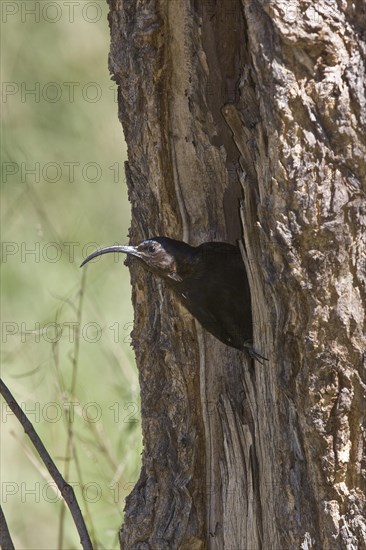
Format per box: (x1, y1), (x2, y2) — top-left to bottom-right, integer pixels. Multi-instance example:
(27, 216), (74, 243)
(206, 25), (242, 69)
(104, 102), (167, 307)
(107, 1), (366, 548)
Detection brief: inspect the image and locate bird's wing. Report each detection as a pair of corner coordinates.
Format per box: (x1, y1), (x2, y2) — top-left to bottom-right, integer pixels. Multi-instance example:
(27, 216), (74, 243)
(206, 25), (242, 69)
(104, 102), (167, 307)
(180, 288), (232, 345)
(180, 282), (248, 349)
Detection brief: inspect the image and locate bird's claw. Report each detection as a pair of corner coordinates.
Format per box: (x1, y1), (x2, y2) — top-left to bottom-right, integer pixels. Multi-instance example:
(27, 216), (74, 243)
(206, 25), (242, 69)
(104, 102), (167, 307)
(243, 341), (268, 364)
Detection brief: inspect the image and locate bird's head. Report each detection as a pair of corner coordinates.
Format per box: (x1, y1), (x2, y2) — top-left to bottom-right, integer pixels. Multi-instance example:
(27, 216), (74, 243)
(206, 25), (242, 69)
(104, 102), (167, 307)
(80, 237), (194, 283)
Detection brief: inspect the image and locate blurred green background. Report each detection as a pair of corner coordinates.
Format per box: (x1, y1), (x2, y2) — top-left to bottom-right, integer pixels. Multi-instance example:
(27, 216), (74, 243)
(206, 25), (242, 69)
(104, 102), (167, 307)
(1, 1), (142, 548)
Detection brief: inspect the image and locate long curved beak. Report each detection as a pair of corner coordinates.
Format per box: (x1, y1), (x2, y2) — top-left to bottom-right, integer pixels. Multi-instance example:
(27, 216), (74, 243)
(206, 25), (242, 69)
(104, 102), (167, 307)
(80, 245), (141, 267)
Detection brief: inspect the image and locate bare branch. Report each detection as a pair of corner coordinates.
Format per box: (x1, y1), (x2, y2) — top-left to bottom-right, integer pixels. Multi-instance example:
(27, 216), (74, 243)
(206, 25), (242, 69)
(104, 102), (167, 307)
(0, 378), (93, 550)
(0, 505), (15, 550)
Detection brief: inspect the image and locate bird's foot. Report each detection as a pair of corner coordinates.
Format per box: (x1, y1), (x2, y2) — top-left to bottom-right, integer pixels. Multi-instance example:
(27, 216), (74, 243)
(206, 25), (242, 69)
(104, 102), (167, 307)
(243, 341), (268, 365)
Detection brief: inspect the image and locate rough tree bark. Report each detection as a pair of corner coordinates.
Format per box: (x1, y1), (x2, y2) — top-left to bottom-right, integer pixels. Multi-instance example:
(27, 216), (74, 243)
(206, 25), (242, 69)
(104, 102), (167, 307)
(107, 1), (366, 548)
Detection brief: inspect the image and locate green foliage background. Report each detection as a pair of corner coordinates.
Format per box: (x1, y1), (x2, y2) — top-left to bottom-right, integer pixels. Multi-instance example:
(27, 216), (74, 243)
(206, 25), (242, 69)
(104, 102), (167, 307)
(1, 2), (142, 548)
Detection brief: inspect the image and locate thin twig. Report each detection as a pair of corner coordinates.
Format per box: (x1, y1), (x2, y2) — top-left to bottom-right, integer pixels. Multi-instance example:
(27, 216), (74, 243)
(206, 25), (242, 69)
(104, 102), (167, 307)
(59, 266), (98, 548)
(0, 378), (93, 550)
(0, 505), (15, 550)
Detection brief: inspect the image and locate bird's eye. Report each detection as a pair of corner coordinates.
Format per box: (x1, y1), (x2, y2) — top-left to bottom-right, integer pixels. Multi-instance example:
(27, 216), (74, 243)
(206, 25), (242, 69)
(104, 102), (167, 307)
(147, 244), (156, 254)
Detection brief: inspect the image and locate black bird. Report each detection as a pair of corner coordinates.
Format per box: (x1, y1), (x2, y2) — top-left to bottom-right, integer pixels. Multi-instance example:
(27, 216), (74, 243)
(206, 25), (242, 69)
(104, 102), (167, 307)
(80, 237), (267, 362)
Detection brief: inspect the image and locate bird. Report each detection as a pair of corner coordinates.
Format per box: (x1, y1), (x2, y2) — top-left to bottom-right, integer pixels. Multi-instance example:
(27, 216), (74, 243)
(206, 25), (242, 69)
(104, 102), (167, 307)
(80, 237), (267, 362)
